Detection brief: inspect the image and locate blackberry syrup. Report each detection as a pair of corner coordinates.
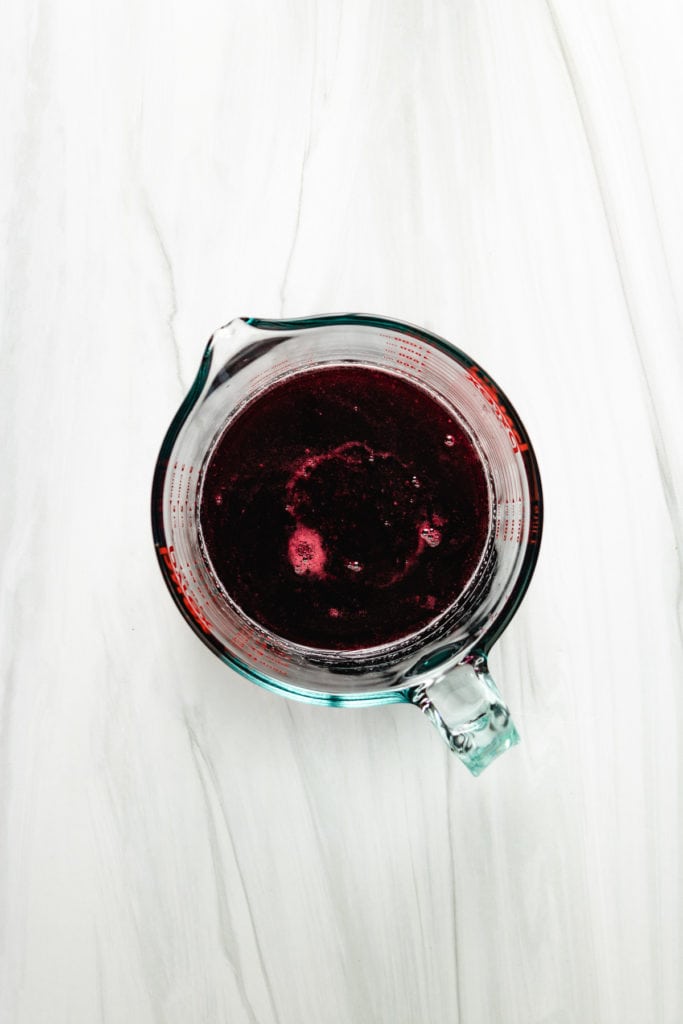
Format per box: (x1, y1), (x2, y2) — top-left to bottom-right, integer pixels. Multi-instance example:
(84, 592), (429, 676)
(199, 365), (490, 650)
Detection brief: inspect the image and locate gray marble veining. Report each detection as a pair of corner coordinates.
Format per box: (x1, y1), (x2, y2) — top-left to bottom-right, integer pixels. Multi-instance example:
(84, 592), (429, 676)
(1, 1), (682, 1022)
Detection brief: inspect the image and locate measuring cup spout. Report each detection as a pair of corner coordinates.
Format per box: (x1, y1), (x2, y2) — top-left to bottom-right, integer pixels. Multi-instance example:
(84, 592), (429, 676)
(410, 654), (519, 775)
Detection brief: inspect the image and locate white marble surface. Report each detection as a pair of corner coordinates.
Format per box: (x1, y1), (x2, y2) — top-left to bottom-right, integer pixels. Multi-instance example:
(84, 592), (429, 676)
(2, 1), (682, 1021)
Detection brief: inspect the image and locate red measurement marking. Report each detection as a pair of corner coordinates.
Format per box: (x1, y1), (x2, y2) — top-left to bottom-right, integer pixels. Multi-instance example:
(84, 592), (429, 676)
(158, 546), (212, 633)
(399, 341), (428, 364)
(528, 502), (541, 545)
(232, 623), (251, 643)
(248, 359), (295, 398)
(495, 497), (528, 544)
(227, 621), (290, 674)
(381, 334), (431, 377)
(467, 368), (528, 454)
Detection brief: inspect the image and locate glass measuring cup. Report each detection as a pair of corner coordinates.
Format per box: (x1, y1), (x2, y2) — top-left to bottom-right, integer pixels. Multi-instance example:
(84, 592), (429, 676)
(151, 314), (542, 775)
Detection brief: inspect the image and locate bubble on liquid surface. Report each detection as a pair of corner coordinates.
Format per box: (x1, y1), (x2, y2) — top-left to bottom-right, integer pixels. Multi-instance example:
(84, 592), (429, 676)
(411, 476), (421, 488)
(214, 493), (223, 505)
(288, 526), (326, 577)
(444, 434), (455, 447)
(329, 607), (340, 618)
(420, 524), (442, 548)
(346, 560), (363, 573)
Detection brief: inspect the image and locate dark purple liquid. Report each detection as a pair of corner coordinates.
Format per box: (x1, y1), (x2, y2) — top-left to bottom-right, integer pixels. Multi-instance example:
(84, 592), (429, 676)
(199, 366), (490, 650)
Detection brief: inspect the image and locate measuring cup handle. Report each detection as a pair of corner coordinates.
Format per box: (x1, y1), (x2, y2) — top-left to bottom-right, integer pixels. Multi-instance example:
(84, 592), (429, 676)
(410, 653), (519, 775)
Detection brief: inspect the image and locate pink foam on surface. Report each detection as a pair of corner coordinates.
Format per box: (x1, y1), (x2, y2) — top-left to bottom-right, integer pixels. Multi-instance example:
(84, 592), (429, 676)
(288, 525), (327, 577)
